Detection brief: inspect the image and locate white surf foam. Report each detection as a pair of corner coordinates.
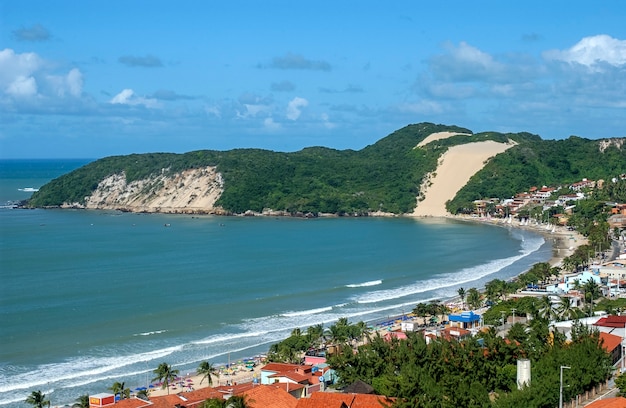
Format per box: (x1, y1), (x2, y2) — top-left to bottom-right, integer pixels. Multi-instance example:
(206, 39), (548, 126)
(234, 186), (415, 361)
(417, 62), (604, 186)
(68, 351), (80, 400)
(346, 279), (382, 288)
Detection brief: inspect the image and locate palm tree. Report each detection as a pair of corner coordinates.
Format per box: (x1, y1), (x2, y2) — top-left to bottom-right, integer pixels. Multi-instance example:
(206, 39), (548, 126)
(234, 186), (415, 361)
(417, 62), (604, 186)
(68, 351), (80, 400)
(557, 296), (577, 321)
(539, 296), (557, 321)
(467, 287), (482, 310)
(203, 398), (228, 408)
(306, 323), (324, 346)
(72, 395), (90, 408)
(108, 381), (130, 400)
(152, 362), (180, 395)
(457, 287), (466, 310)
(25, 391), (50, 408)
(583, 278), (601, 316)
(136, 389), (150, 401)
(226, 395), (253, 408)
(197, 360), (219, 387)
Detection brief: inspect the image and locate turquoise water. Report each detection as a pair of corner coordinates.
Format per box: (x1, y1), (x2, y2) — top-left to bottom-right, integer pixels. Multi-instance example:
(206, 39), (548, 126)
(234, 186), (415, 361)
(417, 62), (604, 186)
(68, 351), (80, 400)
(0, 160), (552, 407)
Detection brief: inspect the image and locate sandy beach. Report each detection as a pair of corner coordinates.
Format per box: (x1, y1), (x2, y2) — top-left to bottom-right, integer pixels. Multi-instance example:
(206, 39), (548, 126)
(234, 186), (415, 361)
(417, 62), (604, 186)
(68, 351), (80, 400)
(146, 363), (263, 397)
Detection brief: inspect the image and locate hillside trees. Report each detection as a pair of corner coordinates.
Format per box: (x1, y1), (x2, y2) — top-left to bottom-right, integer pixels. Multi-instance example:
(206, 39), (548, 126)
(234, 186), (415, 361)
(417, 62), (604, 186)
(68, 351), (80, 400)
(327, 318), (611, 407)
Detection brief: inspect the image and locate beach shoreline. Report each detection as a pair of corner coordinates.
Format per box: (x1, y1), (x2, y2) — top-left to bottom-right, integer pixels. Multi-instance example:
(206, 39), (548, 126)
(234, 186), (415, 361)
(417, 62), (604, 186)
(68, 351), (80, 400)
(143, 214), (587, 399)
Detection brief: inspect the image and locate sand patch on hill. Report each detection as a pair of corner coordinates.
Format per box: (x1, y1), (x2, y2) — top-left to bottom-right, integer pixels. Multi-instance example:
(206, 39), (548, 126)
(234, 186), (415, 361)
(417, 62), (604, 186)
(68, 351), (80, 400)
(83, 166), (224, 213)
(416, 131), (471, 148)
(412, 140), (515, 217)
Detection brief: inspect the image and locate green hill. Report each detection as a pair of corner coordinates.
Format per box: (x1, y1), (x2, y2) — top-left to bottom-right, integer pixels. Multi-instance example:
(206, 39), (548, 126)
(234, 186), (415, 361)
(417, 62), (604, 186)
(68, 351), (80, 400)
(27, 122), (626, 215)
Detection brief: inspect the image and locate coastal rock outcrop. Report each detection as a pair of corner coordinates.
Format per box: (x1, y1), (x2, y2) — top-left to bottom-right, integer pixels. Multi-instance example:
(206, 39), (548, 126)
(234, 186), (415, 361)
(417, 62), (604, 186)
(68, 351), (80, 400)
(82, 166), (224, 214)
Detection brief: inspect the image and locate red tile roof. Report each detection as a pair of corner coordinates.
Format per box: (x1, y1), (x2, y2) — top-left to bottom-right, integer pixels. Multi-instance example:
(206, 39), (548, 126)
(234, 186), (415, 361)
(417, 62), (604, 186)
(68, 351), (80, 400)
(599, 332), (623, 353)
(102, 398), (152, 408)
(269, 371), (310, 384)
(262, 363), (303, 373)
(595, 315), (626, 328)
(242, 385), (298, 408)
(585, 396), (626, 408)
(295, 393), (394, 408)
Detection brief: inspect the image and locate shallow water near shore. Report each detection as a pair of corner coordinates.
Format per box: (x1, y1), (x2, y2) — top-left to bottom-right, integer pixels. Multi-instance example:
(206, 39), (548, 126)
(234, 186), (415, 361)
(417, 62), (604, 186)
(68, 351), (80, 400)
(0, 160), (552, 407)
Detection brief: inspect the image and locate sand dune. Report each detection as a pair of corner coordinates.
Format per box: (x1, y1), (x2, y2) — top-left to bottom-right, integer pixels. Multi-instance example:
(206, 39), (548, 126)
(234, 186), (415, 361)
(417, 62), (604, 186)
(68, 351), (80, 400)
(412, 139), (515, 217)
(416, 131), (471, 148)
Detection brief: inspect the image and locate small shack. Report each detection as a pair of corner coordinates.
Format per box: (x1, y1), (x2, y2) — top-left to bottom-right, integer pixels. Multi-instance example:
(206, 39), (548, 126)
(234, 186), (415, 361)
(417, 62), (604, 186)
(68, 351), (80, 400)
(89, 393), (115, 407)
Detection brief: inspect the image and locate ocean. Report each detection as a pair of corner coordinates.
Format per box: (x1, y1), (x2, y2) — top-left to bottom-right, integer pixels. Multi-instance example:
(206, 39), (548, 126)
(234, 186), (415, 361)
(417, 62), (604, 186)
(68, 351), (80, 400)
(0, 159), (552, 407)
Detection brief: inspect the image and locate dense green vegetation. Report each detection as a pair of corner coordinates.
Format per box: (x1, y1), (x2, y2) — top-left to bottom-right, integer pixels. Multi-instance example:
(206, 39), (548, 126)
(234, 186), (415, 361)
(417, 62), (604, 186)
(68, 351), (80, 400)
(28, 123), (626, 215)
(325, 318), (610, 408)
(447, 136), (626, 213)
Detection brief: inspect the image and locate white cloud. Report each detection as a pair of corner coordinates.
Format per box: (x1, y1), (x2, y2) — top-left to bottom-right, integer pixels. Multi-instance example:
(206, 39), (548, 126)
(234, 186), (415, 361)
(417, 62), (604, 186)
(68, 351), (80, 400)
(0, 48), (83, 100)
(6, 75), (37, 97)
(46, 68), (83, 97)
(544, 35), (626, 67)
(429, 42), (504, 82)
(320, 113), (336, 129)
(0, 48), (41, 93)
(110, 88), (159, 108)
(286, 96), (308, 120)
(264, 117), (281, 130)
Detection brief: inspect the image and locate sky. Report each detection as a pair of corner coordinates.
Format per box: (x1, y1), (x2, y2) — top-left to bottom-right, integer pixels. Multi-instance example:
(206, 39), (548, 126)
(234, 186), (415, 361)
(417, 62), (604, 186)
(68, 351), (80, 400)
(1, 1), (625, 159)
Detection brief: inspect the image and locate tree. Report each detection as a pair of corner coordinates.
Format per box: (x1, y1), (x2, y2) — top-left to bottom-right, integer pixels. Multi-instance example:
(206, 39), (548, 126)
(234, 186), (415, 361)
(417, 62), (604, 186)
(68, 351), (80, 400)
(152, 362), (180, 395)
(557, 296), (577, 321)
(457, 287), (466, 310)
(72, 395), (90, 408)
(136, 389), (150, 401)
(108, 381), (130, 400)
(583, 278), (601, 316)
(198, 360), (219, 387)
(539, 296), (557, 321)
(467, 287), (482, 310)
(25, 391), (50, 408)
(507, 322), (528, 344)
(203, 397), (227, 408)
(225, 395), (252, 408)
(616, 372), (626, 397)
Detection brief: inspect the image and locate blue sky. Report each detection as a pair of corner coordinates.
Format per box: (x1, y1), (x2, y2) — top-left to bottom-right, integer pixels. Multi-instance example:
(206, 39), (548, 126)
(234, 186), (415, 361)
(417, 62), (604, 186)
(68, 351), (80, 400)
(1, 1), (625, 159)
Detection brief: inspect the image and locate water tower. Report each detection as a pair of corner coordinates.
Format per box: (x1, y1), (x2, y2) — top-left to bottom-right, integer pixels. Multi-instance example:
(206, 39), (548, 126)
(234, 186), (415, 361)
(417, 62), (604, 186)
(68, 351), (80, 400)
(517, 359), (531, 389)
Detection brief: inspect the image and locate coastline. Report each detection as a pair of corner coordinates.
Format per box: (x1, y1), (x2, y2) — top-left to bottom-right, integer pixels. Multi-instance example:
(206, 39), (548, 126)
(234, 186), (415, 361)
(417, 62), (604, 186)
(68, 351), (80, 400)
(144, 214), (584, 399)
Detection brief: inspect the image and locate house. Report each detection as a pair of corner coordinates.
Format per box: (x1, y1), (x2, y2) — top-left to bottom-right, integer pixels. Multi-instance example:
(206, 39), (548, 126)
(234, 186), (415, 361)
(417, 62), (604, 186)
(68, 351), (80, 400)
(545, 270), (601, 294)
(448, 311), (481, 329)
(594, 315), (626, 338)
(383, 331), (407, 342)
(585, 396), (626, 408)
(570, 178), (595, 191)
(598, 332), (623, 366)
(260, 362), (326, 398)
(294, 392), (394, 408)
(241, 384), (298, 408)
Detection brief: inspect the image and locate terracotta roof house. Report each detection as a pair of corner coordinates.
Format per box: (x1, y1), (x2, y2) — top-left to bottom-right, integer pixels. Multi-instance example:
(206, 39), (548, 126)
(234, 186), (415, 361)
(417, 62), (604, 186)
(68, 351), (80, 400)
(295, 393), (394, 408)
(260, 362), (321, 398)
(599, 332), (623, 366)
(585, 397), (626, 408)
(241, 385), (298, 408)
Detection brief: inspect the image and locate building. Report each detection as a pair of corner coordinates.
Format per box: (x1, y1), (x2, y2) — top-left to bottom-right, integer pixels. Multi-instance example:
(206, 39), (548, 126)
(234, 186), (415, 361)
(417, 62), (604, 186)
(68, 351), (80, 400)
(448, 311), (481, 329)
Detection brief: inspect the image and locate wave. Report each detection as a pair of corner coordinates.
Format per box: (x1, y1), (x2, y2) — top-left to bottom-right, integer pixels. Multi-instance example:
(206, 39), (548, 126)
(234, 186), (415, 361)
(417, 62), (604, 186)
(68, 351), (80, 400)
(346, 279), (382, 288)
(281, 306), (333, 317)
(17, 187), (39, 192)
(134, 330), (167, 336)
(0, 345), (182, 394)
(354, 235), (544, 304)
